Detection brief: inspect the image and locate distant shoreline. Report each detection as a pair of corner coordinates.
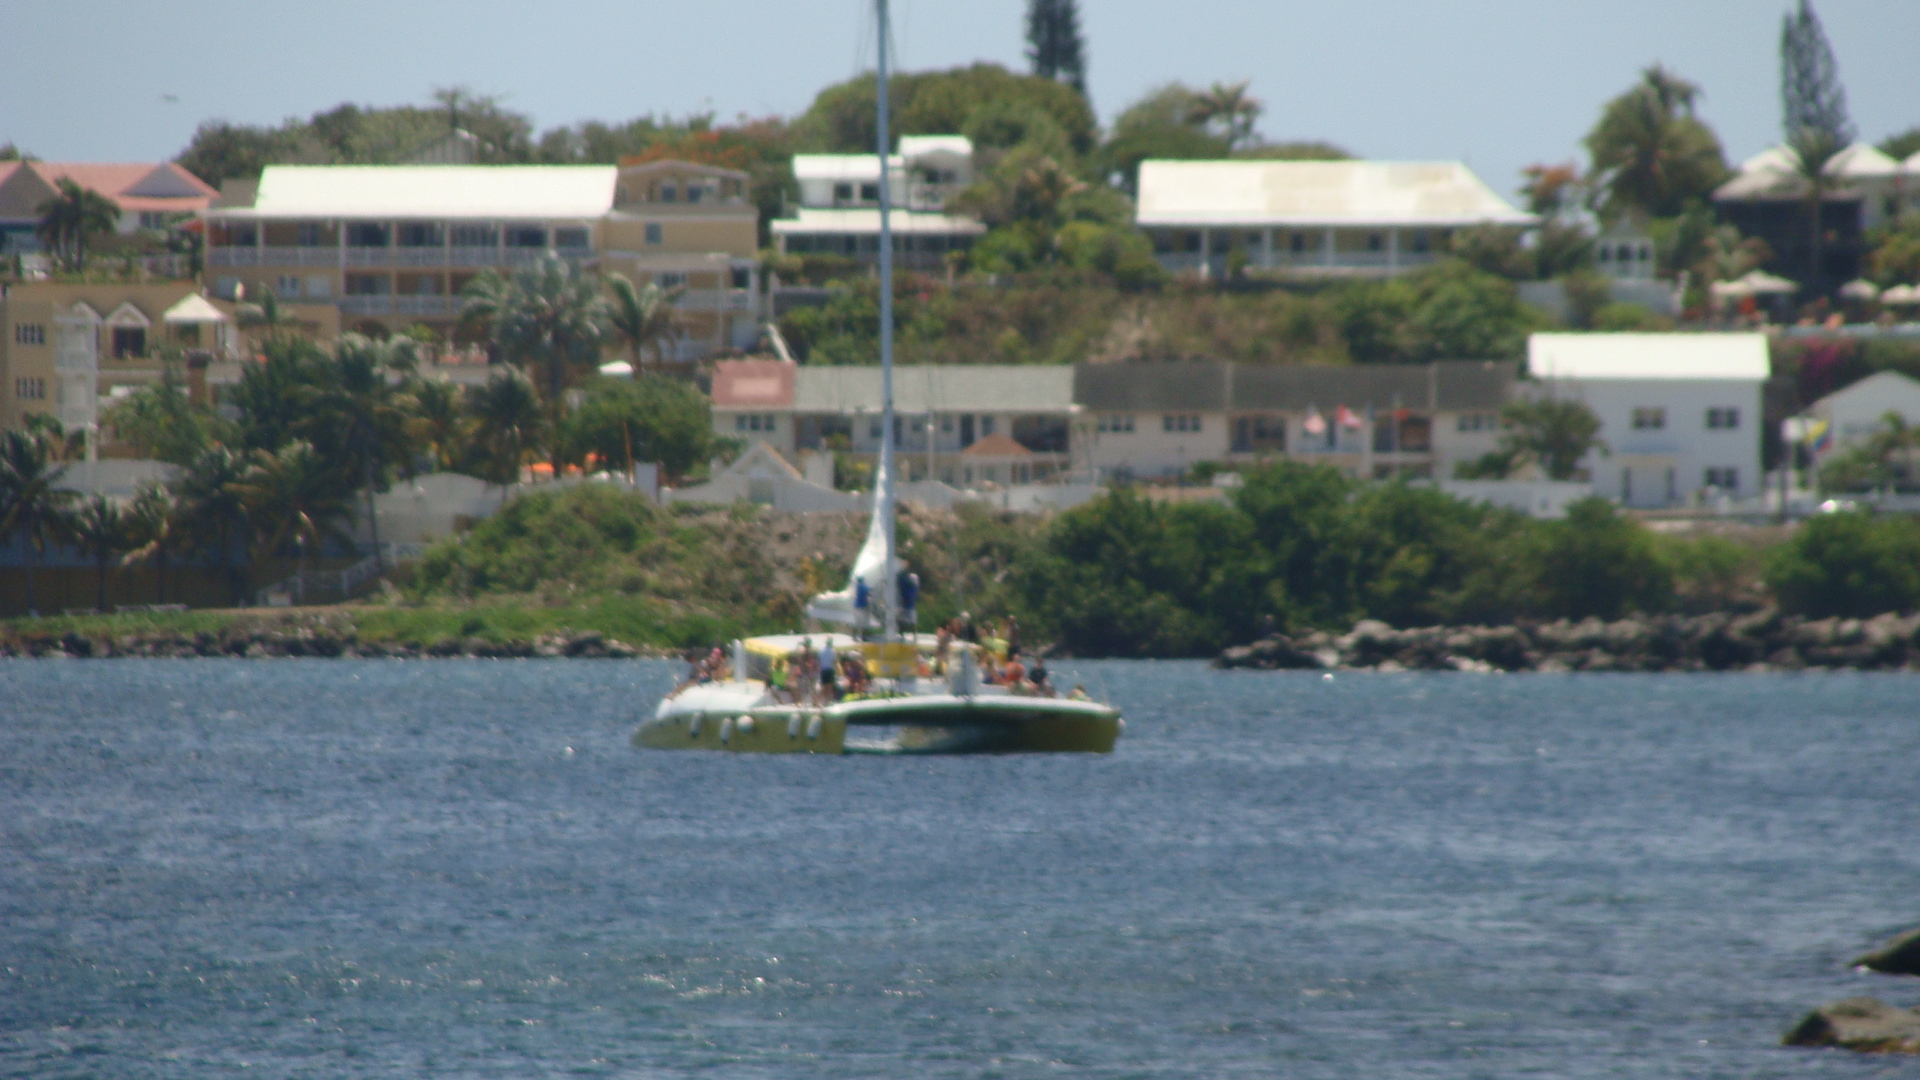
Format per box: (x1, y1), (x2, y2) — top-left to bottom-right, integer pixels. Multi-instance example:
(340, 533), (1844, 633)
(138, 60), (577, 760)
(1216, 611), (1920, 673)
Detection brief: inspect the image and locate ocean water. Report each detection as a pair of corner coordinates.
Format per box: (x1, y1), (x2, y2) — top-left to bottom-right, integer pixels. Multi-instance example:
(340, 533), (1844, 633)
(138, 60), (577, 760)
(2, 660), (1918, 1079)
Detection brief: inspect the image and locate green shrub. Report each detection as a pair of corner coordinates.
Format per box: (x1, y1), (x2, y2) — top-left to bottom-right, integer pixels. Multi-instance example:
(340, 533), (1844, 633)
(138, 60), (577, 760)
(1765, 512), (1920, 617)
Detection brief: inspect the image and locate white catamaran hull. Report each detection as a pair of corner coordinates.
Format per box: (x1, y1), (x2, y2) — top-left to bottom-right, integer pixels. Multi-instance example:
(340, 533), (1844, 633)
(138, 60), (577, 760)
(634, 682), (1121, 755)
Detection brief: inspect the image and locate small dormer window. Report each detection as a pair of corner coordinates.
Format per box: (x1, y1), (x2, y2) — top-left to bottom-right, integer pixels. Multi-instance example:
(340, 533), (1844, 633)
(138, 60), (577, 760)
(661, 184), (678, 203)
(686, 185), (704, 204)
(859, 183), (879, 202)
(834, 183), (853, 203)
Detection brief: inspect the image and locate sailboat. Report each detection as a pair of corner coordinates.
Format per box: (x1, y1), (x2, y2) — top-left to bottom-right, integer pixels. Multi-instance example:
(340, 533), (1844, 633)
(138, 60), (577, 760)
(632, 0), (1121, 755)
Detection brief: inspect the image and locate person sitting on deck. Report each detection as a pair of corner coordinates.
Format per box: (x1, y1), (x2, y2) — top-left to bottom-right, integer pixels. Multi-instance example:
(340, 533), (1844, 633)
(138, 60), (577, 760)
(1003, 654), (1027, 692)
(1027, 657), (1053, 697)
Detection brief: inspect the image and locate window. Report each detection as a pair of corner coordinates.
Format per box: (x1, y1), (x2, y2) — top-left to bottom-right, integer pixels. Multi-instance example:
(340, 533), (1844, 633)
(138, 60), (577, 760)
(344, 273), (391, 296)
(833, 182), (853, 203)
(450, 225), (496, 247)
(1456, 412), (1497, 432)
(731, 266), (751, 289)
(1704, 467), (1739, 489)
(553, 227), (589, 249)
(1706, 407), (1740, 430)
(658, 271), (686, 289)
(1366, 233), (1383, 252)
(859, 183), (879, 202)
(1163, 414), (1201, 433)
(504, 225), (546, 248)
(139, 211), (171, 229)
(660, 183), (678, 203)
(111, 327), (146, 359)
(734, 414), (777, 433)
(346, 222), (390, 247)
(397, 222), (442, 247)
(644, 223), (663, 245)
(685, 185), (704, 204)
(869, 419), (883, 439)
(275, 275), (303, 297)
(979, 416), (996, 436)
(14, 323), (45, 345)
(14, 376), (46, 400)
(1097, 414), (1135, 433)
(1409, 230), (1431, 254)
(295, 221), (327, 247)
(1289, 233), (1308, 253)
(1631, 407), (1666, 430)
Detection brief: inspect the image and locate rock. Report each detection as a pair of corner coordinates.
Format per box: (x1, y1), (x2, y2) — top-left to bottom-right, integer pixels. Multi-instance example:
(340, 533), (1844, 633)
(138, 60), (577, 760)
(1856, 929), (1920, 976)
(1784, 997), (1920, 1053)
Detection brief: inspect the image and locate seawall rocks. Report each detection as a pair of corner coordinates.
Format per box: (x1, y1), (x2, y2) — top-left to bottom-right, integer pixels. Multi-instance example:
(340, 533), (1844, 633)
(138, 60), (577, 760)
(1215, 610), (1920, 673)
(0, 627), (649, 660)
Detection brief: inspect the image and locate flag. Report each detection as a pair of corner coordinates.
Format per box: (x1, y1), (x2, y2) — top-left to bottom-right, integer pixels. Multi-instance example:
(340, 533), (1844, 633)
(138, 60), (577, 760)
(1302, 406), (1326, 436)
(1336, 405), (1362, 430)
(1807, 417), (1833, 454)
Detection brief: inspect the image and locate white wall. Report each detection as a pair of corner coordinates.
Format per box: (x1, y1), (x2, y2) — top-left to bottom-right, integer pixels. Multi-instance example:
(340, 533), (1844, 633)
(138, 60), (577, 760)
(1550, 379), (1764, 506)
(1082, 412), (1229, 480)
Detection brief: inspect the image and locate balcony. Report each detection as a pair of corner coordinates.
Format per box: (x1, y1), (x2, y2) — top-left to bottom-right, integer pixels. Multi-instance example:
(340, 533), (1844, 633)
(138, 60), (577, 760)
(212, 245), (596, 270)
(338, 295), (461, 317)
(672, 288), (755, 313)
(208, 246), (339, 268)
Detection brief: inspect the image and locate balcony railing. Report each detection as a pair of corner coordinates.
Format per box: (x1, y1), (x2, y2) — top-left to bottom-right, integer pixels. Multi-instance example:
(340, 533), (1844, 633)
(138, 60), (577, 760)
(339, 295), (460, 317)
(672, 288), (754, 313)
(210, 244), (596, 270)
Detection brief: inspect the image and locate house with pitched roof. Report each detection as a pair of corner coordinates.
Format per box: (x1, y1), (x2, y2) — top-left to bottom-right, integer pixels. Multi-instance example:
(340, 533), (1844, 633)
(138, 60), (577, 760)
(1134, 159), (1536, 279)
(201, 161), (759, 357)
(1527, 333), (1769, 507)
(0, 161), (218, 253)
(1713, 143), (1917, 295)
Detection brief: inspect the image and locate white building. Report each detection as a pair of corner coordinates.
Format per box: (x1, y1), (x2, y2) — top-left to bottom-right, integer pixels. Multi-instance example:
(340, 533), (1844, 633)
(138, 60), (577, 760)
(1134, 159), (1537, 279)
(1807, 370), (1920, 451)
(772, 136), (986, 271)
(1527, 333), (1769, 507)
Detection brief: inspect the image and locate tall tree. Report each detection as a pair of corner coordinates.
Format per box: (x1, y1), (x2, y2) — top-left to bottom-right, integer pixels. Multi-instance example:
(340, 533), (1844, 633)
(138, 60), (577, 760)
(34, 178), (121, 271)
(296, 334), (417, 572)
(68, 494), (128, 613)
(458, 255), (608, 403)
(1781, 0), (1854, 291)
(1584, 66), (1729, 222)
(605, 274), (682, 368)
(1025, 0), (1088, 97)
(173, 444), (253, 605)
(1187, 80), (1263, 150)
(124, 482), (183, 605)
(0, 428), (76, 616)
(462, 369), (546, 487)
(232, 441), (356, 594)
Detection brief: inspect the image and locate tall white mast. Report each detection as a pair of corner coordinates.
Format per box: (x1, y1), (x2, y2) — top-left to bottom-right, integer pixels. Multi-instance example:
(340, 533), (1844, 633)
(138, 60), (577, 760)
(875, 0), (898, 642)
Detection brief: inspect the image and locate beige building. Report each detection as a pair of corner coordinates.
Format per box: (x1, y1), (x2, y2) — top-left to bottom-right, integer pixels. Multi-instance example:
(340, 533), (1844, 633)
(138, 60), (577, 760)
(0, 281), (240, 452)
(202, 161), (759, 358)
(772, 136), (986, 272)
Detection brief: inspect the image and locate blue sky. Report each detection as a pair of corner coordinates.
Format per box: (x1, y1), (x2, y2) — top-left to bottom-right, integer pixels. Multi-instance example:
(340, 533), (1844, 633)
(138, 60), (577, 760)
(1, 0), (1914, 199)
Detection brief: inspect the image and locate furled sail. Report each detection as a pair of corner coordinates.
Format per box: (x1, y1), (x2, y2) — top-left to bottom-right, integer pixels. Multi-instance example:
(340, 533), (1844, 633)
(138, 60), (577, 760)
(804, 451), (895, 626)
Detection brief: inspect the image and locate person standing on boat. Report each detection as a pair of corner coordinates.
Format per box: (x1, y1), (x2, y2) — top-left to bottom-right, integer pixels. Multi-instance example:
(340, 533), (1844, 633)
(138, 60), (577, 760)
(818, 637), (837, 702)
(854, 578), (871, 639)
(897, 569), (919, 633)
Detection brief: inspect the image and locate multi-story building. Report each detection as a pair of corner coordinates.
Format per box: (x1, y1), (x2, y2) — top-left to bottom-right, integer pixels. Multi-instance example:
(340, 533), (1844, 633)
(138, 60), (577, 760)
(0, 162), (217, 255)
(1713, 142), (1917, 297)
(1528, 333), (1767, 507)
(1135, 159), (1536, 280)
(0, 281), (238, 450)
(771, 135), (986, 271)
(707, 357), (1513, 486)
(202, 161), (759, 358)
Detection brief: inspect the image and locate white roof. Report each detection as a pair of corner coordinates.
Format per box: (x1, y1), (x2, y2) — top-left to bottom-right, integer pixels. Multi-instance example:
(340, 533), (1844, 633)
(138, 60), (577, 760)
(793, 364), (1074, 413)
(218, 165), (618, 219)
(899, 135), (972, 159)
(1812, 370), (1920, 415)
(771, 207), (986, 236)
(161, 294), (229, 324)
(1135, 160), (1536, 227)
(1528, 333), (1770, 381)
(1718, 142), (1905, 199)
(793, 155), (889, 182)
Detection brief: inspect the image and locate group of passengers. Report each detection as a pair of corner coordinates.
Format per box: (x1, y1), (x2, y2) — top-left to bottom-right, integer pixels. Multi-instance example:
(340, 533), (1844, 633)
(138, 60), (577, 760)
(932, 613), (1057, 697)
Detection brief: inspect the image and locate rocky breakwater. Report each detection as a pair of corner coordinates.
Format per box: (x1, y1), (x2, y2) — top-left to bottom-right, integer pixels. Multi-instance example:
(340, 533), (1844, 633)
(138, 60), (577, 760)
(1782, 928), (1920, 1055)
(0, 627), (645, 660)
(1215, 610), (1920, 673)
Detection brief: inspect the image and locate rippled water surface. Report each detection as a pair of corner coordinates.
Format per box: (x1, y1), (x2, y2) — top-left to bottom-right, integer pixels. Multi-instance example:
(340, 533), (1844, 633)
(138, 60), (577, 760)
(3, 660), (1919, 1078)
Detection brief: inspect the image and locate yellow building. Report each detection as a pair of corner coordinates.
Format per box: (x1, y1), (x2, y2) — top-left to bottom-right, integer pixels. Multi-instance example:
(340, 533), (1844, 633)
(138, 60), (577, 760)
(202, 161), (760, 358)
(0, 281), (239, 453)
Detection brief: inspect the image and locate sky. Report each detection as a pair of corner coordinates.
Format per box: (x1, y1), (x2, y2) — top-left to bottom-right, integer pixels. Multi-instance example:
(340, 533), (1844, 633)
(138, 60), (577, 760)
(1, 0), (1915, 201)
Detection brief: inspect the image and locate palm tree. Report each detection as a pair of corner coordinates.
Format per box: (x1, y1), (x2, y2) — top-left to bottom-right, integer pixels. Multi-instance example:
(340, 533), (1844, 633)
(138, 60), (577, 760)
(458, 255), (609, 402)
(235, 288), (301, 346)
(1585, 66), (1730, 222)
(0, 428), (77, 615)
(35, 178), (120, 271)
(299, 334), (416, 571)
(1187, 80), (1262, 149)
(605, 273), (683, 369)
(405, 378), (471, 472)
(232, 441), (355, 597)
(68, 494), (128, 613)
(173, 444), (252, 605)
(461, 369), (545, 487)
(124, 481), (183, 605)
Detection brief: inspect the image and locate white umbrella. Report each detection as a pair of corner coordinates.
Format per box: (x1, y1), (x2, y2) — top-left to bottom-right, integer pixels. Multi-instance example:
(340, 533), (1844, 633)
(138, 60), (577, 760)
(597, 360), (635, 377)
(1738, 269), (1799, 295)
(1881, 284), (1920, 306)
(1838, 279), (1881, 301)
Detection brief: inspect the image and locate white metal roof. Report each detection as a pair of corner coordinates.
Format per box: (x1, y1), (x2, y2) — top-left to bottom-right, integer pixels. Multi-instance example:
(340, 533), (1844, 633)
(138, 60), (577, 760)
(898, 135), (972, 159)
(1717, 142), (1906, 199)
(1135, 160), (1536, 228)
(770, 207), (986, 236)
(793, 155), (890, 182)
(792, 364), (1074, 413)
(215, 165), (618, 219)
(161, 294), (229, 324)
(1527, 333), (1770, 382)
